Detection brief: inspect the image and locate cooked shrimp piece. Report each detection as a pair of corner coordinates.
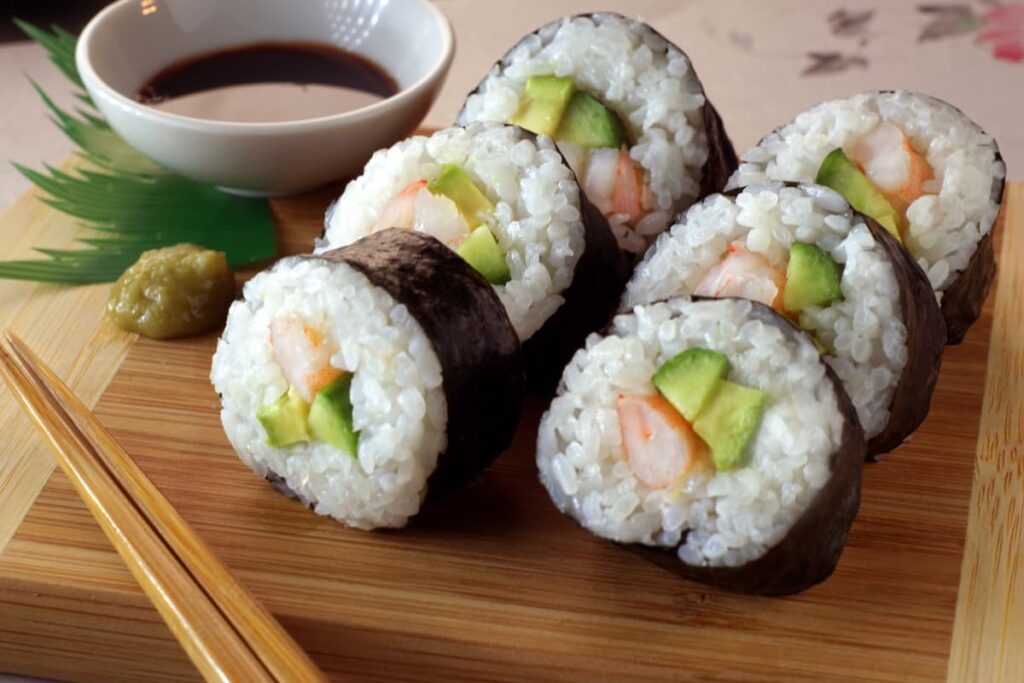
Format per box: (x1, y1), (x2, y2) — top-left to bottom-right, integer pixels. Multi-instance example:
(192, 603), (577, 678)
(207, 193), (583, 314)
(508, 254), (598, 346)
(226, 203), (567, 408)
(583, 147), (618, 215)
(617, 394), (705, 489)
(374, 179), (427, 232)
(612, 148), (647, 224)
(270, 315), (343, 401)
(555, 140), (586, 178)
(694, 241), (786, 310)
(848, 122), (933, 227)
(412, 186), (470, 245)
(374, 179), (470, 247)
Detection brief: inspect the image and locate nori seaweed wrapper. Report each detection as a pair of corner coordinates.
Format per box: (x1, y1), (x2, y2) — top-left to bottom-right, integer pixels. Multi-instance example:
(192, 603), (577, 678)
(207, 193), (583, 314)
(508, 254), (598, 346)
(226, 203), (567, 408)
(697, 97), (739, 201)
(896, 93), (1004, 345)
(522, 155), (630, 393)
(320, 122), (628, 394)
(630, 300), (865, 595)
(316, 228), (526, 498)
(941, 193), (1001, 344)
(859, 215), (945, 457)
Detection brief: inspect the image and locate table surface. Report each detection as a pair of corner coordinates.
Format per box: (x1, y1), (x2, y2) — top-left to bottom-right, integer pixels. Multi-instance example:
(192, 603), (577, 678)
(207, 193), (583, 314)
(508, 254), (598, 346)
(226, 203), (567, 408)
(1, 2), (1022, 681)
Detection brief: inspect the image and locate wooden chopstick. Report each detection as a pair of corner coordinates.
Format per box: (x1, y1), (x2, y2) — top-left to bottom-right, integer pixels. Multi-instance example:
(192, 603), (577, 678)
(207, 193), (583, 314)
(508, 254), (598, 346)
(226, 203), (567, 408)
(0, 331), (327, 683)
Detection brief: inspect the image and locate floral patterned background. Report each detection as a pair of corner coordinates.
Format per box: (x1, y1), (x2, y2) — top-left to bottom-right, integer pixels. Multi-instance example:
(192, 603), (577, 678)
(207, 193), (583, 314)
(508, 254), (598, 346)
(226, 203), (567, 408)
(795, 3), (1024, 74)
(430, 0), (1021, 177)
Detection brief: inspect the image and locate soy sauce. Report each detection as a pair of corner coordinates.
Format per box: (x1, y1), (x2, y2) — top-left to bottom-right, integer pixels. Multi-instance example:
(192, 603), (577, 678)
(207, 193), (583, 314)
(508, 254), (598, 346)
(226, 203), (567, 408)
(136, 41), (398, 123)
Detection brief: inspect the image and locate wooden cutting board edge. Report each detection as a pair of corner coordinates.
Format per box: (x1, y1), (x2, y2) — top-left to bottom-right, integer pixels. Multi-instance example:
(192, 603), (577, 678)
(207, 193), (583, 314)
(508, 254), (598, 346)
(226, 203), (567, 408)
(946, 181), (1024, 683)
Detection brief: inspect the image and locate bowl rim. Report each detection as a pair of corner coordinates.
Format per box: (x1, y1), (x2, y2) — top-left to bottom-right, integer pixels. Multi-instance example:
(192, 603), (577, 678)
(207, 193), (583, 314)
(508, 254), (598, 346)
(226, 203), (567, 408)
(74, 0), (455, 133)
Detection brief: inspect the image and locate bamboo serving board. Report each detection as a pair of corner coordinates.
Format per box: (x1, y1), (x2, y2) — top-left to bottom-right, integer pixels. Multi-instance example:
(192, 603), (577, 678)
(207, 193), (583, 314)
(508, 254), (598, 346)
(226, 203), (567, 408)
(0, 169), (1020, 682)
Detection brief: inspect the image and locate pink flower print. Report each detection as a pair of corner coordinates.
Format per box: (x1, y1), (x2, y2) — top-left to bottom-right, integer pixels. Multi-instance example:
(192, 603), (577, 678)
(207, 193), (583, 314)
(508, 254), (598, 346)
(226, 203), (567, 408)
(976, 3), (1024, 63)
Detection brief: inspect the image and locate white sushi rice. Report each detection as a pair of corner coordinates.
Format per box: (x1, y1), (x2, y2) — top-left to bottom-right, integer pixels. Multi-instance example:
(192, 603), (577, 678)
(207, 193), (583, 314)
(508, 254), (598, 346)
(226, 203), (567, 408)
(318, 123), (585, 341)
(728, 91), (1005, 296)
(624, 183), (906, 439)
(457, 13), (710, 251)
(211, 256), (447, 530)
(537, 297), (843, 567)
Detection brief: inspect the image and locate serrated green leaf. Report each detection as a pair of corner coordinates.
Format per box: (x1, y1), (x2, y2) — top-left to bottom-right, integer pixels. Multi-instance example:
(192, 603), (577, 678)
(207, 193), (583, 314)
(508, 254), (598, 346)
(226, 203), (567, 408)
(27, 79), (166, 175)
(0, 254), (138, 283)
(10, 163), (276, 276)
(14, 18), (84, 90)
(2, 21), (279, 284)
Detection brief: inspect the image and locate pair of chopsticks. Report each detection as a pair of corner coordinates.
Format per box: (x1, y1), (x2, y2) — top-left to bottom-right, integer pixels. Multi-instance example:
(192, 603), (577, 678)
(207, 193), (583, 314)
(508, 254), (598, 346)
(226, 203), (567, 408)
(0, 331), (327, 683)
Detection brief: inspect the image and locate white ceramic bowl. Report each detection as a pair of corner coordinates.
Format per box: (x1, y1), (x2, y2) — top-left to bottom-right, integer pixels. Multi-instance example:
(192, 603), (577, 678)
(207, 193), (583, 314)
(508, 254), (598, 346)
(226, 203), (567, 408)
(76, 0), (454, 195)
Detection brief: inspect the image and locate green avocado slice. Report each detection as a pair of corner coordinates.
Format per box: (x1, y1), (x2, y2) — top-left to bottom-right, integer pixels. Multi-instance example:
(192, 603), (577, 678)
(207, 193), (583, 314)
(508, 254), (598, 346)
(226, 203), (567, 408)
(427, 164), (494, 229)
(693, 380), (767, 471)
(257, 387), (311, 448)
(651, 348), (730, 422)
(509, 75), (575, 137)
(308, 373), (359, 456)
(555, 91), (627, 148)
(816, 148), (901, 240)
(457, 226), (511, 284)
(782, 242), (843, 313)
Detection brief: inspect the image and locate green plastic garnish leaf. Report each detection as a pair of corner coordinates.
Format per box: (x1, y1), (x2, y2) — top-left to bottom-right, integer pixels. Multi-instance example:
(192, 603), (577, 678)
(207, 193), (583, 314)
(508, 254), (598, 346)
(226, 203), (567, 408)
(27, 78), (166, 175)
(0, 21), (278, 284)
(12, 19), (83, 90)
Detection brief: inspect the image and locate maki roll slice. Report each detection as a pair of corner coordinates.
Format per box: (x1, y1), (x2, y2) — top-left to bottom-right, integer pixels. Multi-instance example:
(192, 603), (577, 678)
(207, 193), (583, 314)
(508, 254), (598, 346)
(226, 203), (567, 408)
(624, 183), (944, 457)
(457, 12), (737, 255)
(537, 297), (864, 595)
(211, 229), (524, 529)
(319, 122), (627, 389)
(728, 90), (1005, 342)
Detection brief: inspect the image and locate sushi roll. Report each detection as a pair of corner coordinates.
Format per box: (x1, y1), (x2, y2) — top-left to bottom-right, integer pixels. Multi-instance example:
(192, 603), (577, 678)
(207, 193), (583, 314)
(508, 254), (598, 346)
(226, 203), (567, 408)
(537, 297), (864, 595)
(456, 13), (737, 255)
(728, 90), (1005, 343)
(623, 183), (944, 457)
(211, 229), (524, 529)
(319, 122), (627, 389)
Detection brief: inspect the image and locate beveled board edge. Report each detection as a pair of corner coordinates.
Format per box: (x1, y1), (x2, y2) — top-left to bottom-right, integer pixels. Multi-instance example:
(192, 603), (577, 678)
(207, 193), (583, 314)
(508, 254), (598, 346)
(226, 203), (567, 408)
(947, 183), (1024, 682)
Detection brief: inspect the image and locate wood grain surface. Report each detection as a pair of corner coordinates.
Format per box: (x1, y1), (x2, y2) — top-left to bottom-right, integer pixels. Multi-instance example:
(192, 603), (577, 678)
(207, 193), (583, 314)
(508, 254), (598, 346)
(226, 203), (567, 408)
(0, 163), (135, 555)
(947, 183), (1024, 683)
(0, 179), (1019, 682)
